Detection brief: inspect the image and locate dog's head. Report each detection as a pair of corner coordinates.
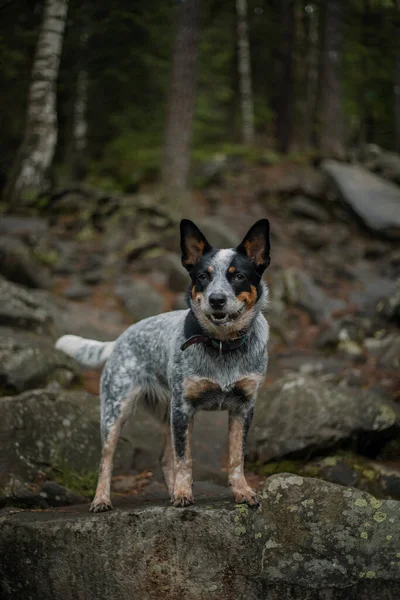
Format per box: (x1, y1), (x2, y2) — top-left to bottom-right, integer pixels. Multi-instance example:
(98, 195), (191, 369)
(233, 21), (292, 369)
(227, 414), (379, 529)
(180, 219), (270, 338)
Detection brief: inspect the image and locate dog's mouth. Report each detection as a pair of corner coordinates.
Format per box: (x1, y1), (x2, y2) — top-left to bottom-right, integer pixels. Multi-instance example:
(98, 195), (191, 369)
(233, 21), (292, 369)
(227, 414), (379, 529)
(207, 308), (244, 325)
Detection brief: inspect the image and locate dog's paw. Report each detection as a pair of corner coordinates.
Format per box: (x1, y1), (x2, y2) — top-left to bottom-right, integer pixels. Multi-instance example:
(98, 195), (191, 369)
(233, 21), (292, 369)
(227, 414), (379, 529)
(171, 490), (194, 507)
(232, 487), (260, 508)
(90, 500), (113, 513)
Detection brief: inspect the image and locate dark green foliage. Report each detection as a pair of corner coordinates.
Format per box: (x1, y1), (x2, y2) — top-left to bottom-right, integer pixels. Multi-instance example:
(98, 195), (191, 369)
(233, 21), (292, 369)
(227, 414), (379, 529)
(0, 0), (398, 192)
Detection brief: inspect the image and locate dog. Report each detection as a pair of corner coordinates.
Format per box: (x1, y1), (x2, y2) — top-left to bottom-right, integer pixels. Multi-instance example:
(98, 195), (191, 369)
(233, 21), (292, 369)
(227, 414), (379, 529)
(56, 218), (270, 512)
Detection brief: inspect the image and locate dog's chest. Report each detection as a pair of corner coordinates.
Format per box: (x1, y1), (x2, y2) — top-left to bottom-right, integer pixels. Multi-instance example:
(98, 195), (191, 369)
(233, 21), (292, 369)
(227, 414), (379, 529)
(183, 374), (263, 411)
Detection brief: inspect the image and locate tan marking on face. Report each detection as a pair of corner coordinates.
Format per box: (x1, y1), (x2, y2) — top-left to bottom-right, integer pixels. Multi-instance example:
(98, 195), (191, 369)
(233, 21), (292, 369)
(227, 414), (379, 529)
(207, 266), (213, 273)
(235, 374), (263, 399)
(237, 285), (257, 309)
(184, 377), (220, 400)
(184, 237), (205, 266)
(228, 266), (236, 274)
(244, 238), (265, 266)
(191, 286), (203, 303)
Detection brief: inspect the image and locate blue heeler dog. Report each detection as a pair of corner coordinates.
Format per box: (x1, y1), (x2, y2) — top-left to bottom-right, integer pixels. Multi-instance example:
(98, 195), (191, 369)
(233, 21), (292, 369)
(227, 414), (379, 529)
(56, 219), (270, 512)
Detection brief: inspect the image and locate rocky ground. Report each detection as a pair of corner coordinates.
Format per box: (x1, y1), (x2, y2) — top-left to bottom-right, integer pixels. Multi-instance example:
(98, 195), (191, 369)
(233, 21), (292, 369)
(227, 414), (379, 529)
(0, 153), (400, 598)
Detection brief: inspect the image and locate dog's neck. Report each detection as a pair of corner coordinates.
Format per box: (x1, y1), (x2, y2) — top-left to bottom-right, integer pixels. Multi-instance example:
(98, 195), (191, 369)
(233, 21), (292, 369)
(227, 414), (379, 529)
(181, 309), (249, 353)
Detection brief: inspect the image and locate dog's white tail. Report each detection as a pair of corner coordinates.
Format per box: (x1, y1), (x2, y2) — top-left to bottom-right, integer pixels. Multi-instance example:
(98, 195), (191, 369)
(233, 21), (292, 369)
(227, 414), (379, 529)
(55, 335), (115, 369)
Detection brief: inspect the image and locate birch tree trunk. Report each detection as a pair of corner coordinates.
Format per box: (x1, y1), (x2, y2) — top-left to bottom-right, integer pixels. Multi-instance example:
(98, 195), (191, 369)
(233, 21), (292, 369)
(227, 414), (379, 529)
(3, 0), (68, 204)
(236, 0), (255, 145)
(317, 0), (345, 159)
(162, 0), (200, 209)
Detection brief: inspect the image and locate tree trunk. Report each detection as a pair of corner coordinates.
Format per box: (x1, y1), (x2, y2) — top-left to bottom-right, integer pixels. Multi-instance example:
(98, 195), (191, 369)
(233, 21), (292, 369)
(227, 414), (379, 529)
(394, 3), (400, 152)
(317, 0), (345, 159)
(302, 2), (319, 151)
(276, 0), (295, 154)
(3, 0), (69, 204)
(70, 26), (89, 181)
(236, 0), (255, 145)
(162, 0), (201, 208)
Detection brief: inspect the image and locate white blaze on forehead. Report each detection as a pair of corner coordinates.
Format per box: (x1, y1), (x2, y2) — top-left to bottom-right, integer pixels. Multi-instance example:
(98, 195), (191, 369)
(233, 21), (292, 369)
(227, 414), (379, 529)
(210, 249), (235, 273)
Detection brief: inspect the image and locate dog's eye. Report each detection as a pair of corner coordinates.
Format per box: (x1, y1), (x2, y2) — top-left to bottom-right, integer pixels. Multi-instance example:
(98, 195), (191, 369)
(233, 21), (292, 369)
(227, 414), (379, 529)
(198, 272), (209, 283)
(233, 273), (246, 282)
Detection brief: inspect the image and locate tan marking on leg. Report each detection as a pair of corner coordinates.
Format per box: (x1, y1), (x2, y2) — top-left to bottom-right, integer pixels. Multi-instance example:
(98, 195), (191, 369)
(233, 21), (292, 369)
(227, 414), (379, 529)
(184, 377), (220, 401)
(172, 419), (194, 507)
(90, 394), (135, 513)
(161, 424), (175, 495)
(228, 417), (259, 507)
(237, 285), (257, 309)
(90, 420), (122, 512)
(235, 374), (264, 399)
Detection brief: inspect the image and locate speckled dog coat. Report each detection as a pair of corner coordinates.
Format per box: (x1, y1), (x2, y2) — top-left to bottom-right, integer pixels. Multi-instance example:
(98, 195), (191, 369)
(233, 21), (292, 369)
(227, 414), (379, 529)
(56, 218), (271, 511)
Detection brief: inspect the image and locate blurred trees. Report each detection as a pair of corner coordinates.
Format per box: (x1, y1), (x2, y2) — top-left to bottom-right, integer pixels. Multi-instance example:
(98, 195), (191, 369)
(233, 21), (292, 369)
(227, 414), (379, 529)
(162, 0), (201, 208)
(0, 0), (399, 198)
(3, 0), (69, 203)
(236, 0), (255, 144)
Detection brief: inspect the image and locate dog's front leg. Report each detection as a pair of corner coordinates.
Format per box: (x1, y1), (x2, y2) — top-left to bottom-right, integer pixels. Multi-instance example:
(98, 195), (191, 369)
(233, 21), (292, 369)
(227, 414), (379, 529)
(228, 407), (260, 507)
(170, 397), (194, 507)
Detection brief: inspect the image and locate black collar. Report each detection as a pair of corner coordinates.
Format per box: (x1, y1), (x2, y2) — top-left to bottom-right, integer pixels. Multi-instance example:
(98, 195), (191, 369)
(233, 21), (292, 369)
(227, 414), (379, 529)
(181, 310), (247, 355)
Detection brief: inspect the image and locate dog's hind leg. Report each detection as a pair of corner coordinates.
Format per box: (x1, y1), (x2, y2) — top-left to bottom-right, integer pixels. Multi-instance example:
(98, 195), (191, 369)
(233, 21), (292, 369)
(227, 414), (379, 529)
(161, 423), (175, 496)
(90, 359), (140, 513)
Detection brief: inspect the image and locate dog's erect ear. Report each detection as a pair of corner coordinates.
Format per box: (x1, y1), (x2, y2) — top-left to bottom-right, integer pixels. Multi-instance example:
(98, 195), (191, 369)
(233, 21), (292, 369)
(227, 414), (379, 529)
(236, 219), (270, 274)
(180, 219), (212, 270)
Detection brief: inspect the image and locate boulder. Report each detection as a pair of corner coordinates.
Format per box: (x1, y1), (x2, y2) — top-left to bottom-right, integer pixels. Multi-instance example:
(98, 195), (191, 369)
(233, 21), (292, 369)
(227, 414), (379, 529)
(0, 276), (54, 334)
(247, 374), (397, 462)
(0, 389), (101, 480)
(1, 475), (400, 599)
(0, 215), (48, 243)
(278, 267), (345, 323)
(0, 473), (85, 509)
(0, 236), (50, 288)
(0, 329), (79, 394)
(115, 277), (165, 320)
(365, 335), (400, 370)
(289, 196), (330, 222)
(197, 216), (239, 248)
(322, 160), (400, 238)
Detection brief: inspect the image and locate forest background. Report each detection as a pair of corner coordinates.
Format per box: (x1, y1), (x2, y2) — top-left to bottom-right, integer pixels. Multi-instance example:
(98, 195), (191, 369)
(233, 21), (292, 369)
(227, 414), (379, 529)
(1, 0), (399, 207)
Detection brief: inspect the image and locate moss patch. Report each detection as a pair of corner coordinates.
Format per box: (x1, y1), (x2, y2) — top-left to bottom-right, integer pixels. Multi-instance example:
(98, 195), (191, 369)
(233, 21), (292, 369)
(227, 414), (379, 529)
(50, 458), (98, 500)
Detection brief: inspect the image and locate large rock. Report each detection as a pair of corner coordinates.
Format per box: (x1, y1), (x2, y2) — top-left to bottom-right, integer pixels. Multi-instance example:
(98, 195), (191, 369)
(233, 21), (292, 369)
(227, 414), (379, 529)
(115, 277), (165, 320)
(277, 267), (345, 323)
(0, 236), (50, 288)
(247, 374), (397, 462)
(0, 328), (79, 394)
(0, 389), (101, 480)
(0, 215), (48, 243)
(1, 475), (400, 599)
(0, 276), (54, 334)
(322, 160), (400, 238)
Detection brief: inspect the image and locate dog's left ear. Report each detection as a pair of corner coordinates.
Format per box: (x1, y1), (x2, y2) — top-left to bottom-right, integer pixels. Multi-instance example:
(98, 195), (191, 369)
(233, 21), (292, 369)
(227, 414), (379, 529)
(180, 219), (212, 271)
(236, 219), (271, 275)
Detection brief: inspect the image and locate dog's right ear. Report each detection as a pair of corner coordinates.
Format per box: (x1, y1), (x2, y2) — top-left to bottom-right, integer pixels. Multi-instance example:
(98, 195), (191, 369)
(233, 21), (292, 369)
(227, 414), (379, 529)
(180, 219), (212, 271)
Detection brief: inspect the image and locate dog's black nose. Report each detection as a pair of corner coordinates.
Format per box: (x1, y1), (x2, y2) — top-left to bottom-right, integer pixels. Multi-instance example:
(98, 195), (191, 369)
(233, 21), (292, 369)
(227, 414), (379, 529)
(209, 294), (227, 309)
